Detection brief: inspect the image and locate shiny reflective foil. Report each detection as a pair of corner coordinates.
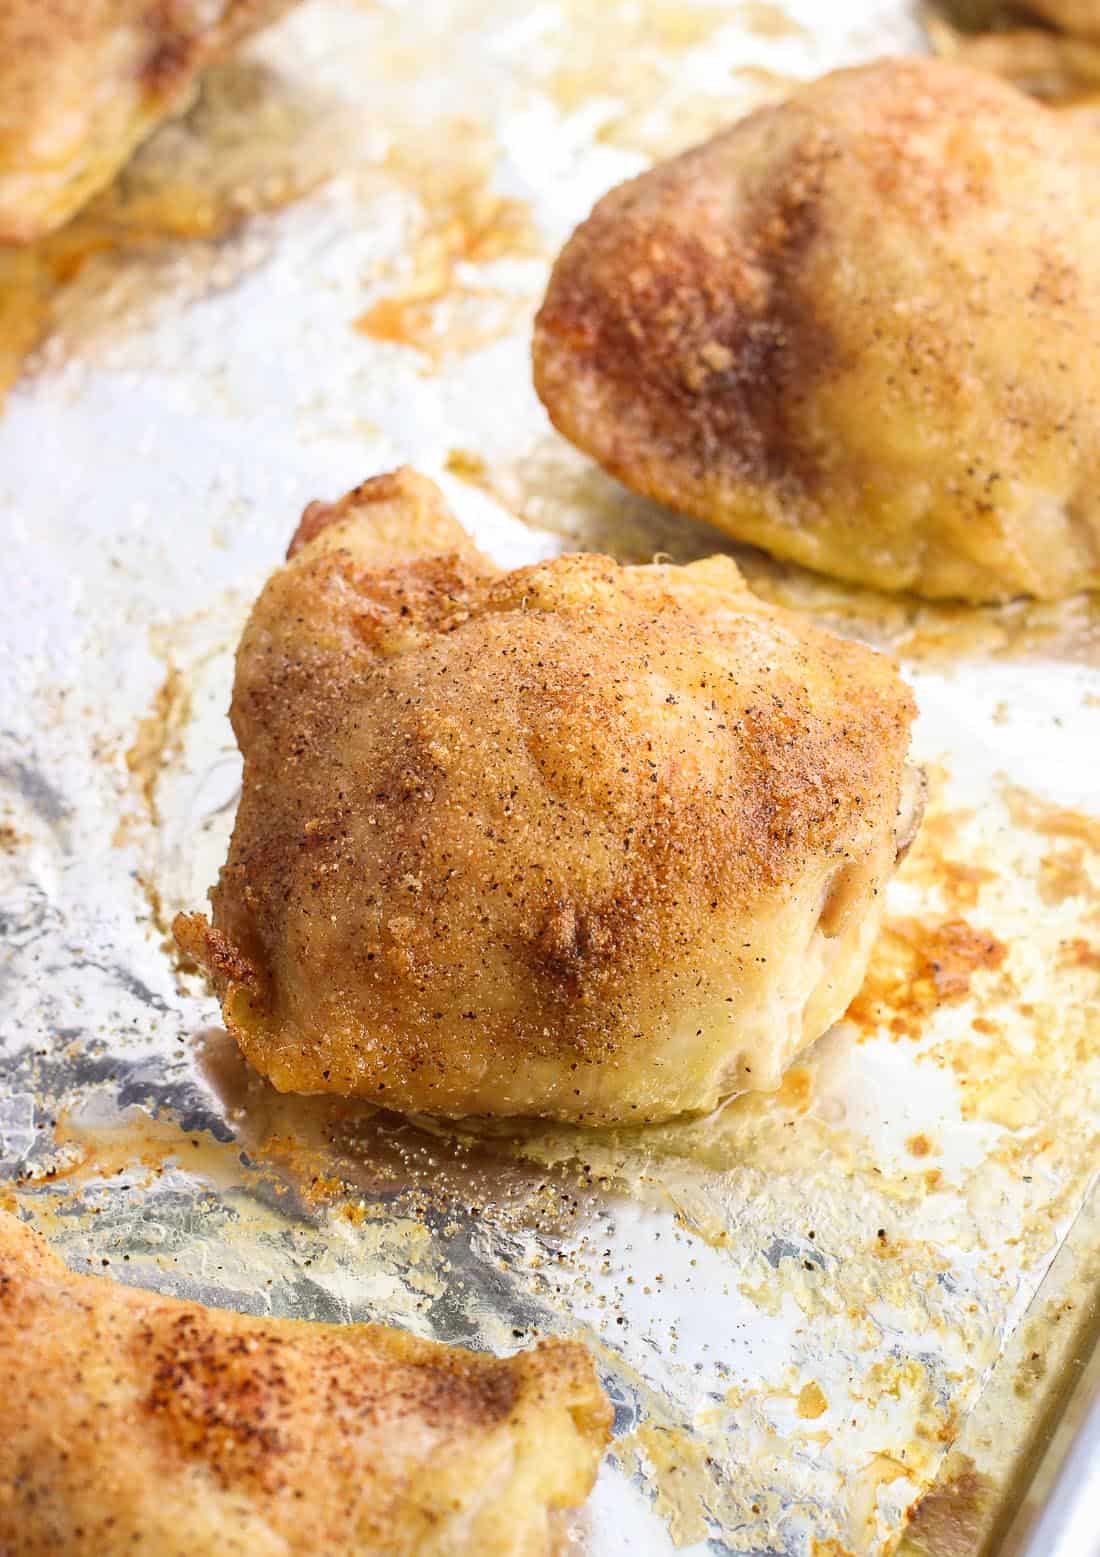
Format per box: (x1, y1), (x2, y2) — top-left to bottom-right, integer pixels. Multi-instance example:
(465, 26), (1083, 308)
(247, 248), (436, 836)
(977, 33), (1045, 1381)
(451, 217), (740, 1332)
(2, 3), (1098, 1554)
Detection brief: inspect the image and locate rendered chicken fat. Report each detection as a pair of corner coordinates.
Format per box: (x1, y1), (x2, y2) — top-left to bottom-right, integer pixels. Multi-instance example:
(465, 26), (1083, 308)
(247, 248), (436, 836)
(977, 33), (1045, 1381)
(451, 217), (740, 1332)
(177, 468), (919, 1125)
(534, 57), (1100, 601)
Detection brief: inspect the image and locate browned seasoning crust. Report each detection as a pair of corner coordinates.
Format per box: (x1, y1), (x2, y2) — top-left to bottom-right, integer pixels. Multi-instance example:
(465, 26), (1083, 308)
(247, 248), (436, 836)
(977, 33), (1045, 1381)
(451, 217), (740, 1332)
(0, 1209), (611, 1556)
(533, 56), (1100, 602)
(1028, 0), (1100, 39)
(176, 467), (917, 1124)
(0, 0), (298, 241)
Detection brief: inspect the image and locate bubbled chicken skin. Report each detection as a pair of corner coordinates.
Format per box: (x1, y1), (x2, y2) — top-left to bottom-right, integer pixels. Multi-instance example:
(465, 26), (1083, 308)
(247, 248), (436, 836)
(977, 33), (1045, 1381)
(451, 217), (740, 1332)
(0, 1210), (611, 1557)
(0, 0), (297, 241)
(176, 468), (918, 1125)
(533, 57), (1100, 602)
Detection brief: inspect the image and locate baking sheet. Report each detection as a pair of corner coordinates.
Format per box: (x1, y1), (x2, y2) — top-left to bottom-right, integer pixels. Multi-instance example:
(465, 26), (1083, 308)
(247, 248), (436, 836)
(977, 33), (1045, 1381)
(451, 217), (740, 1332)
(2, 3), (1100, 1554)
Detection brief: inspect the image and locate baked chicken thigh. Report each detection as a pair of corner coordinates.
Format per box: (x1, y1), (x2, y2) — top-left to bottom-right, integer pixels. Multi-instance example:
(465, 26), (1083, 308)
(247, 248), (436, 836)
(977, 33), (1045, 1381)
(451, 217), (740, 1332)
(534, 58), (1100, 601)
(177, 468), (919, 1125)
(0, 1210), (610, 1556)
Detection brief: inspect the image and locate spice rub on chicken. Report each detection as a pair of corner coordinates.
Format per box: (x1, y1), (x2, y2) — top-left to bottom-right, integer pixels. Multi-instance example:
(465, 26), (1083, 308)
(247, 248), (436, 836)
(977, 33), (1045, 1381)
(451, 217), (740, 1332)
(534, 57), (1100, 602)
(0, 0), (298, 242)
(0, 1210), (611, 1556)
(176, 467), (919, 1125)
(1027, 0), (1100, 38)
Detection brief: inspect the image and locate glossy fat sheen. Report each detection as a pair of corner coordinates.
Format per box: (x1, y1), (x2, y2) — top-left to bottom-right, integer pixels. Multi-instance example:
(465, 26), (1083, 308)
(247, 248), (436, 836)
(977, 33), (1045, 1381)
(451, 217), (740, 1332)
(533, 57), (1100, 602)
(177, 468), (916, 1125)
(0, 0), (295, 241)
(0, 1211), (611, 1557)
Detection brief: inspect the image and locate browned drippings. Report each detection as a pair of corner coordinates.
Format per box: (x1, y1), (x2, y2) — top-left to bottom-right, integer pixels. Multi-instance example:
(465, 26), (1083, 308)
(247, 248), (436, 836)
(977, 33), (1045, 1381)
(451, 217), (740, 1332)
(1061, 937), (1100, 971)
(22, 1105), (241, 1195)
(0, 822), (25, 853)
(902, 1453), (994, 1557)
(14, 1033), (418, 1219)
(115, 657), (199, 952)
(191, 1030), (599, 1238)
(898, 797), (1000, 914)
(796, 1379), (828, 1418)
(354, 122), (539, 365)
(124, 664), (191, 832)
(1003, 785), (1100, 851)
(1039, 845), (1094, 906)
(846, 918), (1008, 1042)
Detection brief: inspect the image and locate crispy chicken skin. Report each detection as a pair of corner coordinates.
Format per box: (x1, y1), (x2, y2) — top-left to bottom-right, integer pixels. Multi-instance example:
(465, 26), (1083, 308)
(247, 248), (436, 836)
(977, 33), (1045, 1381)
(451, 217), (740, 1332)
(533, 57), (1100, 602)
(0, 1210), (611, 1557)
(175, 468), (917, 1125)
(0, 0), (296, 242)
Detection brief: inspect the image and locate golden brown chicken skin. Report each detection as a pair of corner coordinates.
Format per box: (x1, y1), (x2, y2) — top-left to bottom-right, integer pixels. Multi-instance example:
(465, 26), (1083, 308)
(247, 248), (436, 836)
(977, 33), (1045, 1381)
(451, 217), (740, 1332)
(533, 57), (1100, 602)
(176, 467), (918, 1125)
(1029, 0), (1100, 37)
(0, 1210), (611, 1557)
(0, 0), (296, 242)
